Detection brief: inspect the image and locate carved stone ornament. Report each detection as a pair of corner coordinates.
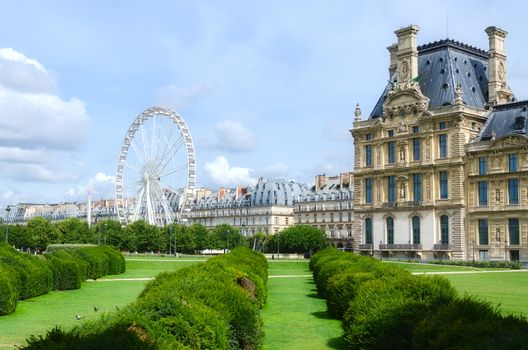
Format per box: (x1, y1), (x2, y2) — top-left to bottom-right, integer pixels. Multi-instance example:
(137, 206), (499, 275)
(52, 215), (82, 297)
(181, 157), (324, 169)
(490, 135), (528, 150)
(399, 60), (410, 80)
(383, 80), (430, 119)
(396, 121), (408, 133)
(498, 61), (505, 80)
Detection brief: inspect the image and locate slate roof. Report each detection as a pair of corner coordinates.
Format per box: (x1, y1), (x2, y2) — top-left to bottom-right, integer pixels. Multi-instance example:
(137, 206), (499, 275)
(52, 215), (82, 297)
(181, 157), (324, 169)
(295, 177), (354, 203)
(476, 100), (528, 141)
(370, 39), (492, 118)
(192, 178), (307, 209)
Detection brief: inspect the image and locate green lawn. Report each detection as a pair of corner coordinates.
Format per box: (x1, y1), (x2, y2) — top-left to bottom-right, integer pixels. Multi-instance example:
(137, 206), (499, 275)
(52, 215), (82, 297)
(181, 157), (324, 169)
(445, 271), (528, 316)
(262, 261), (345, 350)
(0, 256), (203, 350)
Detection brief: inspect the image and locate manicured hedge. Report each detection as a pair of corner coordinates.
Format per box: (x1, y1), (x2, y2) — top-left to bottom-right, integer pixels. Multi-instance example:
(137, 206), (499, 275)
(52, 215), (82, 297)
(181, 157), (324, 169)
(428, 259), (522, 269)
(0, 244), (125, 315)
(21, 247), (268, 350)
(310, 247), (528, 349)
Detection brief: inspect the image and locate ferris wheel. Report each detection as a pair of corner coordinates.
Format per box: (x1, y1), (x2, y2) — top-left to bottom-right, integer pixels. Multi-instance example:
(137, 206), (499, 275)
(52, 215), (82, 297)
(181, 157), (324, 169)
(115, 107), (196, 226)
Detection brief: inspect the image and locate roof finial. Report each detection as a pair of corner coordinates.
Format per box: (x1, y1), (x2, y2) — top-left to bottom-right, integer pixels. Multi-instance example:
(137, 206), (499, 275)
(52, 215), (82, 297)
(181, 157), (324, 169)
(354, 103), (362, 121)
(455, 83), (463, 104)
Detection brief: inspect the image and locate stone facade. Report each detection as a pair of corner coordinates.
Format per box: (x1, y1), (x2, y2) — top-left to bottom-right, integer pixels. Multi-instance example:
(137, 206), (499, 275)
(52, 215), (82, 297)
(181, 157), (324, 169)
(293, 173), (354, 247)
(351, 24), (527, 261)
(188, 178), (307, 236)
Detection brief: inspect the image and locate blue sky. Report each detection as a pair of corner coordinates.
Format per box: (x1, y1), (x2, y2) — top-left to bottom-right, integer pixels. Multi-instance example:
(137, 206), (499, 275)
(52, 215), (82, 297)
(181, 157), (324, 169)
(0, 0), (527, 205)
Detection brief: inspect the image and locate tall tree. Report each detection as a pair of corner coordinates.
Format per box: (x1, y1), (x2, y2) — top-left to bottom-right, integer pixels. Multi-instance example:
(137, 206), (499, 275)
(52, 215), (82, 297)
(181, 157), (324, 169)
(55, 218), (92, 243)
(213, 224), (245, 251)
(27, 217), (60, 250)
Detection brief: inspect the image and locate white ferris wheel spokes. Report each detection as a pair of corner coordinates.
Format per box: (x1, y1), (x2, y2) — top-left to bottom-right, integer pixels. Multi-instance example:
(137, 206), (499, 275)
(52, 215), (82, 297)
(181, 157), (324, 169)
(115, 107), (196, 226)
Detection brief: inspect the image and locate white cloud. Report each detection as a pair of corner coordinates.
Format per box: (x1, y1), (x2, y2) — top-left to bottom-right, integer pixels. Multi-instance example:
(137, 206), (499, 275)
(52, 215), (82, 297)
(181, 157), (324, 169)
(155, 81), (215, 110)
(204, 156), (255, 187)
(212, 120), (256, 152)
(64, 172), (115, 201)
(0, 48), (91, 185)
(0, 48), (56, 93)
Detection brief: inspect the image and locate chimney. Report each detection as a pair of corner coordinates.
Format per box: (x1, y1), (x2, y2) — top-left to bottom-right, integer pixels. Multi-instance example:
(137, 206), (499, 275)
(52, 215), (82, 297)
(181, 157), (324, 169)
(394, 25), (420, 83)
(387, 43), (398, 78)
(218, 187), (226, 200)
(485, 26), (512, 105)
(236, 186), (247, 200)
(315, 174), (328, 191)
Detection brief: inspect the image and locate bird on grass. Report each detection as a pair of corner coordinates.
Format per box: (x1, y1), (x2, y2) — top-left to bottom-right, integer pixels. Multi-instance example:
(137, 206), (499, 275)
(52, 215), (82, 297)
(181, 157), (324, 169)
(94, 306), (99, 312)
(75, 315), (84, 320)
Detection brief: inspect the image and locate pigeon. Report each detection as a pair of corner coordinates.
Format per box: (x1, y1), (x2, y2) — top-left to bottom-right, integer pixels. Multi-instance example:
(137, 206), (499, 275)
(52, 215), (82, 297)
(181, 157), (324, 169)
(94, 306), (99, 312)
(75, 315), (84, 320)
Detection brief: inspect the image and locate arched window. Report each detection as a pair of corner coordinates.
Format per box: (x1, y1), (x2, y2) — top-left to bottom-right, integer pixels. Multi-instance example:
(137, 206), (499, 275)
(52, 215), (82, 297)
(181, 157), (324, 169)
(440, 215), (449, 244)
(365, 218), (373, 244)
(386, 217), (394, 244)
(412, 216), (420, 244)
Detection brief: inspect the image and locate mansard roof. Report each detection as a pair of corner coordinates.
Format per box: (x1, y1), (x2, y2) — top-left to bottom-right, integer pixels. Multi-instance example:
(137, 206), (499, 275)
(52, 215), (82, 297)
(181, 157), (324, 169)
(476, 100), (528, 141)
(370, 39), (491, 118)
(192, 178), (307, 209)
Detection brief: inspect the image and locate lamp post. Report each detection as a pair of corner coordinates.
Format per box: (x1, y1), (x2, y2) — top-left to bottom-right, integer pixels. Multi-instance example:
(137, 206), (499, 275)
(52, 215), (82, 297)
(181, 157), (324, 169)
(168, 226), (172, 256)
(4, 207), (10, 243)
(472, 239), (475, 262)
(173, 227), (177, 257)
(277, 232), (280, 258)
(98, 224), (101, 245)
(104, 223), (108, 245)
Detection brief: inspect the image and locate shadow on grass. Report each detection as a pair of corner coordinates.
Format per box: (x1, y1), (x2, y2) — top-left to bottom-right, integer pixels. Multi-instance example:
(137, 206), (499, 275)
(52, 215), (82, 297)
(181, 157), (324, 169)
(327, 336), (347, 349)
(311, 311), (333, 320)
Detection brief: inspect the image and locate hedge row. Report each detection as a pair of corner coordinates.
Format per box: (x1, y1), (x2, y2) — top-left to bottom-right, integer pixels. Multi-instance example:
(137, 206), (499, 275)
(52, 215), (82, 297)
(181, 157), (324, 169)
(22, 247), (268, 350)
(428, 259), (522, 269)
(0, 243), (125, 315)
(310, 247), (528, 349)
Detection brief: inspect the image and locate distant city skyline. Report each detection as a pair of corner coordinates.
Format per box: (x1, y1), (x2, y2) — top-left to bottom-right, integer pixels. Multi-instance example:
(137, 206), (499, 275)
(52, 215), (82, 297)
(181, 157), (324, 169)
(1, 0), (528, 205)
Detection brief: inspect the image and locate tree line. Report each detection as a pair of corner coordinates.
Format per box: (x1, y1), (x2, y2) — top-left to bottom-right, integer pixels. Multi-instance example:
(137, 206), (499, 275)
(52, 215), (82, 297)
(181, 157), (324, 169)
(1, 217), (327, 255)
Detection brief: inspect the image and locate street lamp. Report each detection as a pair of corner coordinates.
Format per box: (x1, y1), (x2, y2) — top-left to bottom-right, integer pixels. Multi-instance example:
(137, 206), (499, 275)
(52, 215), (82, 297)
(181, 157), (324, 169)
(172, 227), (177, 257)
(104, 223), (108, 245)
(168, 226), (172, 255)
(277, 233), (280, 257)
(4, 207), (11, 243)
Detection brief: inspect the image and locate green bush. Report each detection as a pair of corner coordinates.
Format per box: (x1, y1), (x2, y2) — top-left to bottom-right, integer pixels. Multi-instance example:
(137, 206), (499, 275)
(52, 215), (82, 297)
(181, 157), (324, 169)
(22, 247), (267, 349)
(46, 244), (97, 253)
(413, 295), (528, 349)
(0, 244), (126, 315)
(22, 324), (156, 350)
(343, 274), (457, 349)
(0, 264), (20, 315)
(0, 243), (52, 300)
(46, 251), (84, 290)
(428, 259), (522, 269)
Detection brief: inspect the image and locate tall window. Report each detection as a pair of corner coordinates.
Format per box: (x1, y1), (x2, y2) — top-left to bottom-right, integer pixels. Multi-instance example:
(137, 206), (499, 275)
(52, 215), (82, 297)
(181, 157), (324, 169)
(388, 176), (396, 203)
(365, 178), (372, 204)
(479, 157), (487, 175)
(413, 138), (421, 161)
(413, 174), (422, 202)
(412, 216), (420, 244)
(386, 217), (394, 244)
(440, 215), (449, 244)
(508, 178), (519, 205)
(388, 142), (395, 163)
(439, 171), (448, 199)
(478, 181), (488, 206)
(365, 218), (373, 244)
(509, 218), (520, 245)
(365, 144), (372, 166)
(509, 154), (518, 172)
(478, 219), (489, 245)
(439, 134), (448, 158)
(366, 133), (373, 141)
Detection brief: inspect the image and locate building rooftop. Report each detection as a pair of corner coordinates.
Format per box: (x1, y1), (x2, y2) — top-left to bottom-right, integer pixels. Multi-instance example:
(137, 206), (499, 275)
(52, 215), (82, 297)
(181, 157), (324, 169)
(476, 100), (528, 141)
(370, 39), (494, 118)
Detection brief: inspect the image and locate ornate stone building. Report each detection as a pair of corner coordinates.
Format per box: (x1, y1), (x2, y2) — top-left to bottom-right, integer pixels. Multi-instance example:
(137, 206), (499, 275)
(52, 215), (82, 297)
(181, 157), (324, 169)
(466, 103), (528, 261)
(294, 173), (354, 247)
(352, 25), (523, 260)
(189, 178), (307, 235)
